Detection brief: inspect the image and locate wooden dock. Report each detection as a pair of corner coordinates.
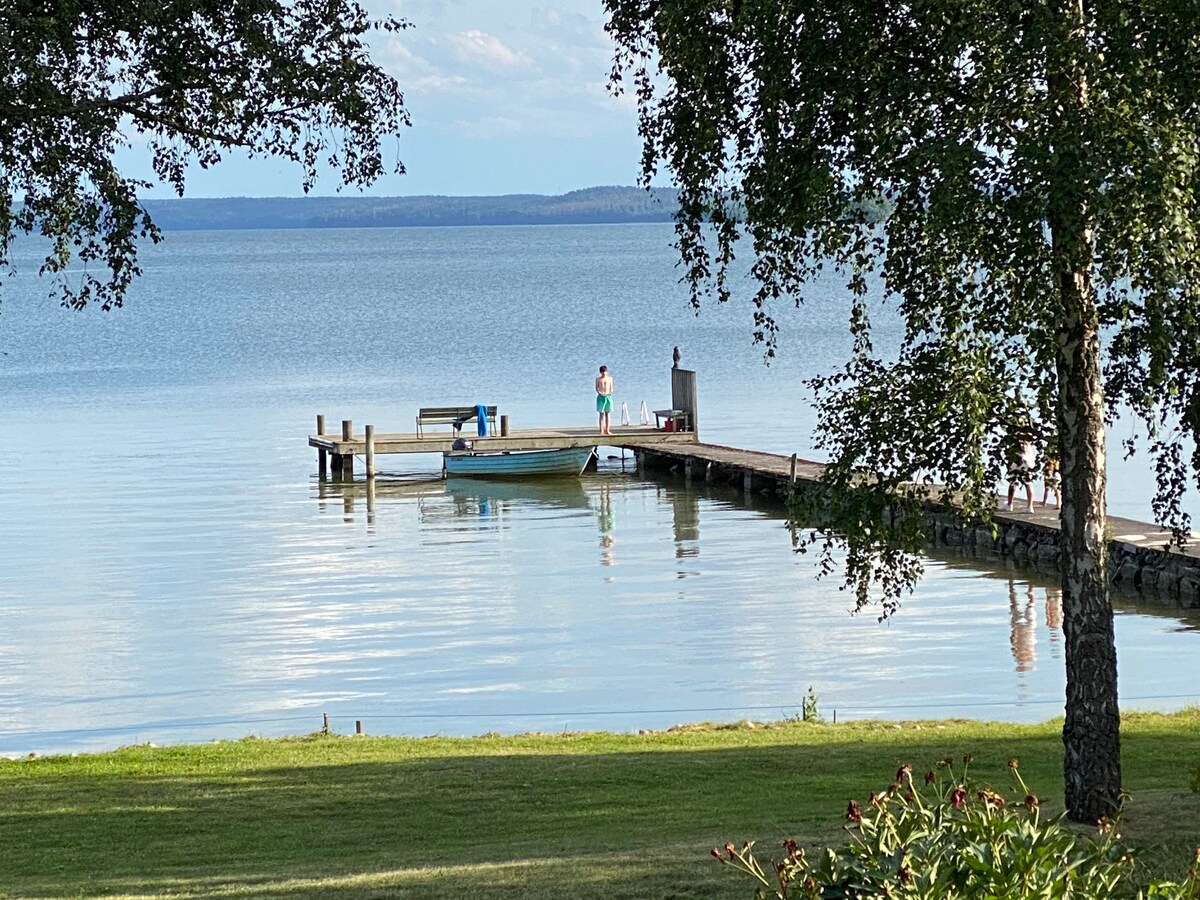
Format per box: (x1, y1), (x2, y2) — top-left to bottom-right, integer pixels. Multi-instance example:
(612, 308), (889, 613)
(308, 418), (699, 478)
(310, 359), (705, 477)
(304, 352), (1200, 607)
(306, 417), (1200, 605)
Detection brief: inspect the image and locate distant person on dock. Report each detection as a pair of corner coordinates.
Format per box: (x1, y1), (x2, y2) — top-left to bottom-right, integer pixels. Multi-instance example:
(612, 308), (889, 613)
(1042, 449), (1061, 508)
(1004, 438), (1037, 513)
(596, 365), (614, 436)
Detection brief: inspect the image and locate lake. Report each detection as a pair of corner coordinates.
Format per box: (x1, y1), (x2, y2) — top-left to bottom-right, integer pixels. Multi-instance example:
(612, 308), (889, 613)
(1, 223), (1197, 756)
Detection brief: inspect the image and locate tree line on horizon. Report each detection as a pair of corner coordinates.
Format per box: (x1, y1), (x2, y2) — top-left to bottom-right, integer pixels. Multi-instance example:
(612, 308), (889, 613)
(139, 186), (682, 230)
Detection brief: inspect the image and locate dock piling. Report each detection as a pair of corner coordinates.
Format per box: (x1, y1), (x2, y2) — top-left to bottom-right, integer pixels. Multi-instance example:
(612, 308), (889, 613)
(334, 419), (354, 479)
(316, 414), (328, 478)
(501, 414), (510, 436)
(365, 425), (376, 478)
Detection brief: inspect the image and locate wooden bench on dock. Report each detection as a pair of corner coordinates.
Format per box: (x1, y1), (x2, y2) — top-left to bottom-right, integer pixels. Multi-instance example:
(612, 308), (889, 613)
(416, 405), (498, 437)
(653, 408), (691, 432)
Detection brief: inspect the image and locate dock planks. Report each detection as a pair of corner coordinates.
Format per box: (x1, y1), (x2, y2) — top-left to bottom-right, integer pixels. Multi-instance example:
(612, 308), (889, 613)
(308, 423), (700, 457)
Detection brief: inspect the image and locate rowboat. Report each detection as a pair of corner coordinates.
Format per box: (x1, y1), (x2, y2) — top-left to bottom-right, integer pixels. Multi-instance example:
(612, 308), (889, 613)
(442, 446), (595, 478)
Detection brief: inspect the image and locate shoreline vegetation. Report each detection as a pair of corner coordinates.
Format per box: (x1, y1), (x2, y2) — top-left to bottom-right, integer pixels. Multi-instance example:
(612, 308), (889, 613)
(3, 711), (1199, 898)
(139, 185), (682, 232)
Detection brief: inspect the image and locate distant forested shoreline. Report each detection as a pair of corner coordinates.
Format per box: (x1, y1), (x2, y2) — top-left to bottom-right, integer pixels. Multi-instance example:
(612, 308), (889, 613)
(140, 186), (680, 231)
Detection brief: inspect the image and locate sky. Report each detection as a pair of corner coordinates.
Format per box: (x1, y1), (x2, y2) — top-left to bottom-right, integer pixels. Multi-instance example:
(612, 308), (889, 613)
(132, 1), (648, 199)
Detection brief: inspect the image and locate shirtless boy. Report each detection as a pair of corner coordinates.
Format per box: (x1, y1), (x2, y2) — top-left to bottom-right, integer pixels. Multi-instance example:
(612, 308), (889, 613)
(595, 365), (614, 436)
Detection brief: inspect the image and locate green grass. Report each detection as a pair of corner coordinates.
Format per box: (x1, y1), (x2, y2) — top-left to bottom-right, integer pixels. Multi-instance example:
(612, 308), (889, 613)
(2, 712), (1199, 898)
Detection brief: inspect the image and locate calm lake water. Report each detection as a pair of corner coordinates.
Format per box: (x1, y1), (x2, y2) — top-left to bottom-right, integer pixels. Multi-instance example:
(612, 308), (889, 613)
(1, 223), (1197, 756)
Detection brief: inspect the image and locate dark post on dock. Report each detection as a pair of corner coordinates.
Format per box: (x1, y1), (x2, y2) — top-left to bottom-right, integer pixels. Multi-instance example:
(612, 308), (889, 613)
(671, 367), (698, 435)
(316, 415), (327, 478)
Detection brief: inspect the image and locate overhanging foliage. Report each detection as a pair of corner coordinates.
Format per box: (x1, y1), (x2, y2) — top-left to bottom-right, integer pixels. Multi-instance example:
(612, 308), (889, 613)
(1, 0), (409, 312)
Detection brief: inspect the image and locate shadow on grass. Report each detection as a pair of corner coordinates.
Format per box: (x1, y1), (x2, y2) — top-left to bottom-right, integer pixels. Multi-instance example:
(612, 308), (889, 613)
(2, 719), (1198, 898)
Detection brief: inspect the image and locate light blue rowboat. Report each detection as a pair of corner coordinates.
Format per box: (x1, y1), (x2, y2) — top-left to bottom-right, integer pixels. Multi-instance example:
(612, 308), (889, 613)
(442, 446), (596, 478)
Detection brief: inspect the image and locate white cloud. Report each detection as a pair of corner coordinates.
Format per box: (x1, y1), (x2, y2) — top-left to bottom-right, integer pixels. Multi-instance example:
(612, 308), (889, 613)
(410, 73), (469, 92)
(448, 30), (535, 71)
(444, 115), (526, 139)
(130, 0), (647, 196)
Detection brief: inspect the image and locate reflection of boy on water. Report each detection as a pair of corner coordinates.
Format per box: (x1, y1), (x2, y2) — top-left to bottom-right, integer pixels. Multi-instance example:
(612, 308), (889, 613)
(1009, 580), (1037, 672)
(598, 483), (615, 566)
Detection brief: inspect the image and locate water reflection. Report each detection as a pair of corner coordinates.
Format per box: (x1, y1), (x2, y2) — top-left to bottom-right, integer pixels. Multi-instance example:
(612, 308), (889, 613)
(317, 475), (595, 531)
(316, 472), (1198, 683)
(10, 469), (1191, 757)
(1009, 580), (1037, 673)
(443, 476), (590, 524)
(1002, 580), (1069, 704)
(669, 487), (700, 560)
(598, 482), (615, 568)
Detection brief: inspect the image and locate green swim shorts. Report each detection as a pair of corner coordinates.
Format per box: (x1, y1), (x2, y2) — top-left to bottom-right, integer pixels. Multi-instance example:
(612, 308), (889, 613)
(596, 394), (613, 414)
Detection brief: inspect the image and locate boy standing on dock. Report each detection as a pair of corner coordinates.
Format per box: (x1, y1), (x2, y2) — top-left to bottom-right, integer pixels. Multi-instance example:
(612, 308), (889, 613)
(596, 365), (614, 436)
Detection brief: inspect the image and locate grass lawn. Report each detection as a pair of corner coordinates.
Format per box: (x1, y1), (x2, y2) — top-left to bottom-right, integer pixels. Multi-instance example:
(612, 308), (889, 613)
(2, 711), (1199, 898)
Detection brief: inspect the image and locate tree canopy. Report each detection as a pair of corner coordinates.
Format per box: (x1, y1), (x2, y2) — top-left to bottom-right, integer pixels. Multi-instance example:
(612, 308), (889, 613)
(606, 0), (1200, 823)
(1, 0), (409, 311)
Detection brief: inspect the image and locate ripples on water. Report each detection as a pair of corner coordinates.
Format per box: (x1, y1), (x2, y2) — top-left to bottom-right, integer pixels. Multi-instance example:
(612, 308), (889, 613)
(1, 224), (1198, 755)
(4, 452), (1198, 756)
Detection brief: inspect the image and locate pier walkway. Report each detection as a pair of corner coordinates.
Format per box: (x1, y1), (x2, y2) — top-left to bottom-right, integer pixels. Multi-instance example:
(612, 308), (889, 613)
(632, 441), (1200, 608)
(634, 440), (1194, 553)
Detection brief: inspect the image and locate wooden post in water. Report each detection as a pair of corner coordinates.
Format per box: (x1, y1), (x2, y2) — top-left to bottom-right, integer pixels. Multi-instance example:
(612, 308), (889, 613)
(743, 468), (753, 495)
(365, 425), (375, 478)
(334, 419), (354, 479)
(500, 414), (510, 437)
(316, 414), (327, 479)
(790, 453), (798, 484)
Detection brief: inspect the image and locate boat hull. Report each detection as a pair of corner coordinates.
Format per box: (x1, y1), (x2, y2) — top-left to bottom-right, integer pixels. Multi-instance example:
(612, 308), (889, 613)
(443, 446), (595, 477)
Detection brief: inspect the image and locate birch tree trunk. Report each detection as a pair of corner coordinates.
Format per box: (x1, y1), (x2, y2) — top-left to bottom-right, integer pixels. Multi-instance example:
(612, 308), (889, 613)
(1050, 0), (1121, 825)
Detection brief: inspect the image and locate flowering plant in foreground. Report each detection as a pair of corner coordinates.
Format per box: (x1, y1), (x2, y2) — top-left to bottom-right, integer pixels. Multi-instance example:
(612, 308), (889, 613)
(714, 757), (1200, 898)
